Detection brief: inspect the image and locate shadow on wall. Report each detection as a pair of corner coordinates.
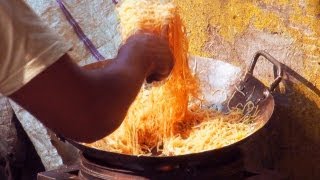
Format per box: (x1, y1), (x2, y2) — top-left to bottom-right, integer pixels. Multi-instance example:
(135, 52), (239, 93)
(273, 94), (320, 179)
(276, 62), (320, 179)
(280, 64), (320, 97)
(241, 63), (320, 180)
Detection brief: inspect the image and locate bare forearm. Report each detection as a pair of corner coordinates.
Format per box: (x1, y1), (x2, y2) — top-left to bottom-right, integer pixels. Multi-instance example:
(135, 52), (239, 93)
(9, 32), (173, 143)
(86, 54), (149, 140)
(10, 54), (148, 143)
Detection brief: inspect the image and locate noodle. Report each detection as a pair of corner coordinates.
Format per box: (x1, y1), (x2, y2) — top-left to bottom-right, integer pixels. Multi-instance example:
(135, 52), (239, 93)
(87, 0), (259, 156)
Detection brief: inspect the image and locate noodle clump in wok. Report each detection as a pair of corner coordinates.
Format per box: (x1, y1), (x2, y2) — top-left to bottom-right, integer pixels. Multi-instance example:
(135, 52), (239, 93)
(87, 0), (259, 156)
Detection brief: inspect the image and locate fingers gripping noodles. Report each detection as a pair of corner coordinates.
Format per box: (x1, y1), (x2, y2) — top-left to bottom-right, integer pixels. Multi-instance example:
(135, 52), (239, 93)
(87, 0), (258, 156)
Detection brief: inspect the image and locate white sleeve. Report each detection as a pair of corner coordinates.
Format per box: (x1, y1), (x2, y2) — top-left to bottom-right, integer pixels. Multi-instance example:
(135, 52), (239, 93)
(0, 1), (72, 96)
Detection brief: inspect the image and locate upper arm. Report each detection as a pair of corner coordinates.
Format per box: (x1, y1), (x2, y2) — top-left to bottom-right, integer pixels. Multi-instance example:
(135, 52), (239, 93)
(0, 1), (71, 96)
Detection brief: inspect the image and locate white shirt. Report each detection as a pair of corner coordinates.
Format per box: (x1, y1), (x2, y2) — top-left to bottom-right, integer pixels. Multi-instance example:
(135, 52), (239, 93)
(0, 0), (71, 96)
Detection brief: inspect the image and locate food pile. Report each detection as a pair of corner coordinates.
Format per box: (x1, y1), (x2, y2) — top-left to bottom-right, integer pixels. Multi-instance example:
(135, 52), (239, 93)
(87, 0), (259, 156)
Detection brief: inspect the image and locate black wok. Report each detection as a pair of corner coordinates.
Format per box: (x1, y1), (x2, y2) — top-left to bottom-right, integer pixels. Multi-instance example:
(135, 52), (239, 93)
(64, 51), (282, 173)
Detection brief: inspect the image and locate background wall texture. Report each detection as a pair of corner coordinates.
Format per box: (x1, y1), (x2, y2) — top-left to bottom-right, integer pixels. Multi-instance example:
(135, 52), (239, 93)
(174, 0), (320, 179)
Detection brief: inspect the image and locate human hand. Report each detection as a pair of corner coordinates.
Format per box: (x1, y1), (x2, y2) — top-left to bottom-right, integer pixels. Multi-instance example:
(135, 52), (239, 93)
(118, 28), (174, 83)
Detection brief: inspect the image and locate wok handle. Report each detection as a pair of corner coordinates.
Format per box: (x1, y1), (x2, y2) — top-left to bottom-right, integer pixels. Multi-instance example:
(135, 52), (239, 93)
(247, 51), (283, 91)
